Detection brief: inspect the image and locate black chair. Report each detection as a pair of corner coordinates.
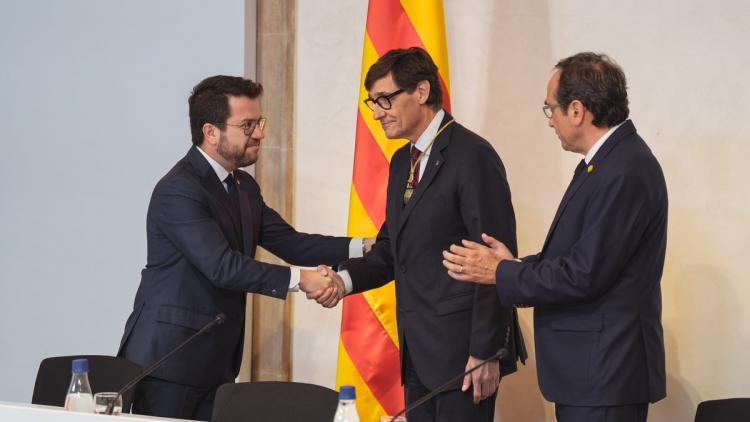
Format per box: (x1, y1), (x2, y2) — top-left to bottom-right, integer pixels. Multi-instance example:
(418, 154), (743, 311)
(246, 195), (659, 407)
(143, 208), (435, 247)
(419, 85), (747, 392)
(211, 381), (339, 422)
(31, 355), (142, 411)
(695, 398), (750, 421)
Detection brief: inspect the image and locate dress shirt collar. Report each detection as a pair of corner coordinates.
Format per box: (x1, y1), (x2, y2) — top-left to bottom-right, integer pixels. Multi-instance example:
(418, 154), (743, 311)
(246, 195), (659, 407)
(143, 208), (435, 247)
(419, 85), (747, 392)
(197, 146), (231, 188)
(584, 120), (625, 164)
(412, 109), (445, 154)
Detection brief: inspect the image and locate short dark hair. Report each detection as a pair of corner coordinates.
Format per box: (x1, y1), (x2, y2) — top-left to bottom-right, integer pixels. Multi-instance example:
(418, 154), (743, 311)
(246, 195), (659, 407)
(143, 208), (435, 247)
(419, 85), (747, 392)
(555, 52), (629, 128)
(364, 47), (443, 111)
(188, 75), (263, 146)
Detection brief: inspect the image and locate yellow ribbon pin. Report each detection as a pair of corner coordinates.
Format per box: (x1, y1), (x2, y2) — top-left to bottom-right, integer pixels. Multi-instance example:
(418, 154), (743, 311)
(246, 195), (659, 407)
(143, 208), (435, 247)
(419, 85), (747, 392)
(587, 164), (594, 173)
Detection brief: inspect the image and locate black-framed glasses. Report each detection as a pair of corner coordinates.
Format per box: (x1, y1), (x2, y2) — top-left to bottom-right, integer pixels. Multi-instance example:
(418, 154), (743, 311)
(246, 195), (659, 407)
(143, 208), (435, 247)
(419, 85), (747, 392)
(542, 103), (561, 118)
(224, 117), (267, 136)
(364, 89), (405, 111)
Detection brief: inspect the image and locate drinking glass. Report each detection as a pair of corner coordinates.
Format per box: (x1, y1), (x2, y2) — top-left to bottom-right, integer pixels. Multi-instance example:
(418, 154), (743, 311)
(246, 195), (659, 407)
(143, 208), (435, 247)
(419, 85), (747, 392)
(94, 392), (122, 415)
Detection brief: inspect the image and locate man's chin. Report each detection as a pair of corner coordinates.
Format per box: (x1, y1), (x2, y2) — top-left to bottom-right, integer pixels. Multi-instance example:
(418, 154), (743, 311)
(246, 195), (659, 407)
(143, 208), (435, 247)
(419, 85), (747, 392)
(559, 139), (573, 152)
(237, 159), (256, 168)
(383, 128), (401, 140)
(236, 154), (257, 168)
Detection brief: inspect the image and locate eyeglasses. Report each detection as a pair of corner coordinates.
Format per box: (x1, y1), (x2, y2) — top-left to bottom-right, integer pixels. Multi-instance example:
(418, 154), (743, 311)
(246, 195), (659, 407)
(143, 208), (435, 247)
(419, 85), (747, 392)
(542, 103), (561, 118)
(364, 89), (405, 111)
(224, 117), (267, 136)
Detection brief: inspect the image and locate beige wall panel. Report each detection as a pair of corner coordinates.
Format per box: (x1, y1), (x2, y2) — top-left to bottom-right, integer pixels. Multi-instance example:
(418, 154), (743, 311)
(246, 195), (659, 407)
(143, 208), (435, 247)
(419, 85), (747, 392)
(244, 0), (296, 382)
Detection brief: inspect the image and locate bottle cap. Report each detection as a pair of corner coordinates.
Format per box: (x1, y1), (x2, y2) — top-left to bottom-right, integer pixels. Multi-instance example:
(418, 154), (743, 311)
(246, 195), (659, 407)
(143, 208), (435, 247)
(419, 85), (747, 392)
(71, 359), (89, 374)
(339, 385), (355, 400)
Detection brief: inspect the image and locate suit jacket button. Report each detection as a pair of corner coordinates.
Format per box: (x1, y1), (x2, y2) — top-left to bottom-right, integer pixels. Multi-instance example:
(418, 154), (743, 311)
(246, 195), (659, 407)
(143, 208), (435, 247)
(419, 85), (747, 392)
(271, 289), (277, 295)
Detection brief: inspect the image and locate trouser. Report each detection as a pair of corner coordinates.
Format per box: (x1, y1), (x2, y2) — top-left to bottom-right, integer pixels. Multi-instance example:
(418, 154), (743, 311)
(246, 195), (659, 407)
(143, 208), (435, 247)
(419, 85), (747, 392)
(403, 349), (497, 422)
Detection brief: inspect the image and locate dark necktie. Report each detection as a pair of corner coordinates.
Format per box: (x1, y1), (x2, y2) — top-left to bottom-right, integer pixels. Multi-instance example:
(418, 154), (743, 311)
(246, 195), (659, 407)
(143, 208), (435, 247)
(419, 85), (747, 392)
(410, 145), (422, 187)
(575, 159), (587, 176)
(224, 173), (244, 251)
(224, 173), (238, 196)
(224, 174), (241, 214)
(403, 146), (422, 205)
(559, 159), (587, 202)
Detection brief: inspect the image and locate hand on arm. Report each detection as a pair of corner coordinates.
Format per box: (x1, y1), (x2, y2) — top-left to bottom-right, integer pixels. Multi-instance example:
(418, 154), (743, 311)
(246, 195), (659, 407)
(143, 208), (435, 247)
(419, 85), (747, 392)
(442, 233), (514, 284)
(462, 355), (500, 404)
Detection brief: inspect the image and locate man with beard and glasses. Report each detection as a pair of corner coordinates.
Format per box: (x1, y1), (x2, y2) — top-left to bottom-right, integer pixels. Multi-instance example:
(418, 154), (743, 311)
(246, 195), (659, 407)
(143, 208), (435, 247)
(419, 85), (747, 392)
(118, 75), (368, 420)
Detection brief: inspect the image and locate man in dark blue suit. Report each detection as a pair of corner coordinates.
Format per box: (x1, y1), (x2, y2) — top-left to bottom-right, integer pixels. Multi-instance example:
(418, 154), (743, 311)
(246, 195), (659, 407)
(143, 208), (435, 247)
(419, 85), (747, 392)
(321, 48), (525, 422)
(443, 53), (667, 421)
(118, 76), (363, 420)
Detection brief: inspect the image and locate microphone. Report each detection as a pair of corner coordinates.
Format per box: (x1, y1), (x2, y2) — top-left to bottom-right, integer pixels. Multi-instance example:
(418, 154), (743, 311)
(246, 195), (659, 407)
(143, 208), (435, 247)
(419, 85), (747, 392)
(390, 325), (511, 422)
(105, 313), (226, 414)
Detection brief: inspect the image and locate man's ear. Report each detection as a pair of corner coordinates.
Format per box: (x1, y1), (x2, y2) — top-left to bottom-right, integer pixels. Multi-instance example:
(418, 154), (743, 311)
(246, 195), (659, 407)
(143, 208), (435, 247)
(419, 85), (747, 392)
(569, 100), (586, 126)
(415, 80), (431, 105)
(202, 123), (220, 147)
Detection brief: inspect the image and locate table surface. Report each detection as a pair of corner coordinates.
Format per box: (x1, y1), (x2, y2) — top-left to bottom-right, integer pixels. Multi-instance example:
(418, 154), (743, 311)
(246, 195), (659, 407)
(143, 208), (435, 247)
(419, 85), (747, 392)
(0, 401), (191, 421)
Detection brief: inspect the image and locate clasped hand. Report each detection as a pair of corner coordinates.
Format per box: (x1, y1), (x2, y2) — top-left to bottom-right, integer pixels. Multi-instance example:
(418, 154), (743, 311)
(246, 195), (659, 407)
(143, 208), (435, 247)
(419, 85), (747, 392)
(299, 266), (346, 308)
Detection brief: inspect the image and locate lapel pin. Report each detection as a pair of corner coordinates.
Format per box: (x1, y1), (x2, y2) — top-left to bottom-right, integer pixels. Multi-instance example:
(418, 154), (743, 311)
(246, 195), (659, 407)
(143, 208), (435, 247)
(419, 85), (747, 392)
(587, 164), (594, 173)
(435, 160), (440, 166)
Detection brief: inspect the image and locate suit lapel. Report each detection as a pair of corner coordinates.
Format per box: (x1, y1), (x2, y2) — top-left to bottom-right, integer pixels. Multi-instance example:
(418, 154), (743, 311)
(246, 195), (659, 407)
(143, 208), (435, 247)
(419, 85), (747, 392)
(390, 149), (410, 230)
(187, 146), (245, 251)
(188, 146), (233, 215)
(542, 166), (588, 251)
(541, 120), (636, 252)
(395, 115), (453, 237)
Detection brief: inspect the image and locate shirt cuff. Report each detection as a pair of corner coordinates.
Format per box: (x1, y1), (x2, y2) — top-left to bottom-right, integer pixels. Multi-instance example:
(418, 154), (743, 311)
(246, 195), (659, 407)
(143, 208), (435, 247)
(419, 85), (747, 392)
(338, 269), (354, 295)
(348, 238), (364, 258)
(288, 267), (301, 292)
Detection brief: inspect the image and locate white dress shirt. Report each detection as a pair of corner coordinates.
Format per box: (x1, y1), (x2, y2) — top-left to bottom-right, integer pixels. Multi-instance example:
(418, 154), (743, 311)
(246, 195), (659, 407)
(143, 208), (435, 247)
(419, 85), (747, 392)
(411, 109), (445, 179)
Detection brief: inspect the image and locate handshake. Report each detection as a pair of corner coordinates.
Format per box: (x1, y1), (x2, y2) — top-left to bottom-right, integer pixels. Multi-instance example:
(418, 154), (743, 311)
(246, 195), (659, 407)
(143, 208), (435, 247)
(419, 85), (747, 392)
(297, 237), (374, 308)
(299, 266), (346, 308)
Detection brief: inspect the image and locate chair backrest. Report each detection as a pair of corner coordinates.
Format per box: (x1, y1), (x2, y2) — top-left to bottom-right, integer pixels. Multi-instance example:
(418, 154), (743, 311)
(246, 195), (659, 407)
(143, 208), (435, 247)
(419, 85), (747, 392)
(211, 381), (339, 422)
(31, 355), (142, 411)
(695, 398), (750, 422)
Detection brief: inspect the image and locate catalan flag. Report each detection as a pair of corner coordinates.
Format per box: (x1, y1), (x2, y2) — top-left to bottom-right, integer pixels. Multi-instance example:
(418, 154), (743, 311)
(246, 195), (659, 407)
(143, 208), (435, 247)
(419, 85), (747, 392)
(336, 1), (452, 419)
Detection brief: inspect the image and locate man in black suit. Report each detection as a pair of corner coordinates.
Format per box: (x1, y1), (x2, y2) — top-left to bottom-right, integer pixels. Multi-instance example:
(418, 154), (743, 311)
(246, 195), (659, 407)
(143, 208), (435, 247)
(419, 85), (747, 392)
(321, 47), (525, 422)
(443, 52), (667, 422)
(118, 76), (364, 420)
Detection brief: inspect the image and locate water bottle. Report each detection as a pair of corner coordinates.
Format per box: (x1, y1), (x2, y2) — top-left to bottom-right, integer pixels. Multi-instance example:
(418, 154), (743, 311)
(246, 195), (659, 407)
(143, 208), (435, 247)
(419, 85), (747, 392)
(64, 358), (94, 413)
(332, 385), (360, 422)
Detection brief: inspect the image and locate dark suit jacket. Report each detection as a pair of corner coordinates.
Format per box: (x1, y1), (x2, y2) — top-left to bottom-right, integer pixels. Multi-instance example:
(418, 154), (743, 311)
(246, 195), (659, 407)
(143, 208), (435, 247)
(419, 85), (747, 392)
(118, 146), (350, 388)
(342, 112), (526, 390)
(496, 120), (667, 406)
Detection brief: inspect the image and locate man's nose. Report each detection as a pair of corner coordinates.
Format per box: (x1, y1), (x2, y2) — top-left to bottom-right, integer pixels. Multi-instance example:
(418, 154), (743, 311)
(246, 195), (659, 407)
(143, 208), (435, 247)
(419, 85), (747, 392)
(252, 125), (264, 140)
(372, 106), (385, 120)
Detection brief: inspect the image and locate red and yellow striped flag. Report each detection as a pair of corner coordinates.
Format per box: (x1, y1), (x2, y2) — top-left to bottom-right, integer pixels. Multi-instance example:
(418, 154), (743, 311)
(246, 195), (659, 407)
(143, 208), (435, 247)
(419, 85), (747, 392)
(336, 1), (451, 419)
